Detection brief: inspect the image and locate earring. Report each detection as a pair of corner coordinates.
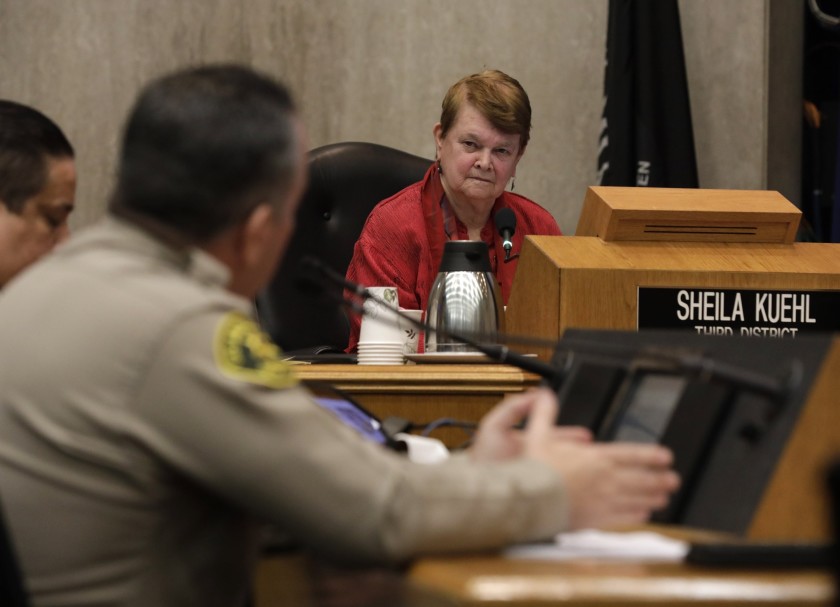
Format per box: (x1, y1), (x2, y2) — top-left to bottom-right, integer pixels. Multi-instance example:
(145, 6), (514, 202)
(510, 177), (515, 192)
(436, 159), (443, 175)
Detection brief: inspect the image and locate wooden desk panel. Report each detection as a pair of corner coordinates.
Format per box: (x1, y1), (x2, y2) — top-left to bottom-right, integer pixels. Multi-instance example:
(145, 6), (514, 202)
(576, 186), (801, 244)
(408, 525), (833, 607)
(506, 237), (840, 354)
(292, 364), (541, 446)
(255, 529), (835, 607)
(410, 555), (833, 606)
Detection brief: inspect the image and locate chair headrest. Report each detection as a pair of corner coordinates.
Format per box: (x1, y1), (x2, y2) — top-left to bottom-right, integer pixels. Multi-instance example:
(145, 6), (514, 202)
(257, 142), (431, 352)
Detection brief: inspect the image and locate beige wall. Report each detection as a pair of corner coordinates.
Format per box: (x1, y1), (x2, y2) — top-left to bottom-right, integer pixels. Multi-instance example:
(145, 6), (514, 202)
(0, 0), (801, 235)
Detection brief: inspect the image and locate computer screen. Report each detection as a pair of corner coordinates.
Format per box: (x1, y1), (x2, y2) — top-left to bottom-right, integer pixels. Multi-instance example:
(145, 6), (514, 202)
(305, 381), (389, 446)
(311, 395), (387, 445)
(609, 373), (688, 443)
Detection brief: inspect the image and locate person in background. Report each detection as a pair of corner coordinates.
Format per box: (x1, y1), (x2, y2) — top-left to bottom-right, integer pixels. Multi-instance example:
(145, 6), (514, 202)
(0, 100), (75, 288)
(345, 69), (561, 351)
(0, 64), (677, 607)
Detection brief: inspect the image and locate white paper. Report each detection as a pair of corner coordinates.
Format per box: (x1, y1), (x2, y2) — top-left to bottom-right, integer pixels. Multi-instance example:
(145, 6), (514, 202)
(504, 529), (689, 562)
(394, 433), (450, 464)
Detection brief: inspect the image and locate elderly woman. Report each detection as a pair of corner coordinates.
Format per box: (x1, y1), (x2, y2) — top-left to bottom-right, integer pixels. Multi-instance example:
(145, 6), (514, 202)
(345, 69), (562, 351)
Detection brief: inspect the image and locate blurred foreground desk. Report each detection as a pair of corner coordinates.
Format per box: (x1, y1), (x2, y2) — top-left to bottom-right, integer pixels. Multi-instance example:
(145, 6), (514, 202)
(293, 364), (541, 447)
(256, 529), (835, 607)
(409, 553), (833, 606)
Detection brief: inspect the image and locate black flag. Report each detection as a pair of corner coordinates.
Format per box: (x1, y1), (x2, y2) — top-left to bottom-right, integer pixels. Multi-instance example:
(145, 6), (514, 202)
(597, 0), (699, 188)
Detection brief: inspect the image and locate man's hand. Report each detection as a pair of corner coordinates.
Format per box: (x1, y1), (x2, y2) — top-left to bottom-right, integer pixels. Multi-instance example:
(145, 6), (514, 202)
(471, 388), (591, 462)
(472, 388), (680, 529)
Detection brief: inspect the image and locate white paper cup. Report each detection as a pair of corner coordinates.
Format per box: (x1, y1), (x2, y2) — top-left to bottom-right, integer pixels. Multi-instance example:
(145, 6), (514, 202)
(364, 286), (399, 317)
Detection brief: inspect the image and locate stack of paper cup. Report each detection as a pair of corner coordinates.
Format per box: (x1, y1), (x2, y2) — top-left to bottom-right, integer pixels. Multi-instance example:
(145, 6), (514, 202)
(358, 287), (405, 365)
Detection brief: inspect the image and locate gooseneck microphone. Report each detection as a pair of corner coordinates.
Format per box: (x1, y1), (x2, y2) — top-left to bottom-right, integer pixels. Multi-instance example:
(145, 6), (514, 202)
(297, 257), (798, 406)
(299, 257), (368, 300)
(495, 208), (517, 262)
(299, 257), (567, 383)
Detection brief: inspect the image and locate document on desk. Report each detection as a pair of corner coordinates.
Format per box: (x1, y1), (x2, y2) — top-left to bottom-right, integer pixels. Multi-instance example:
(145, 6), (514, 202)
(504, 529), (689, 562)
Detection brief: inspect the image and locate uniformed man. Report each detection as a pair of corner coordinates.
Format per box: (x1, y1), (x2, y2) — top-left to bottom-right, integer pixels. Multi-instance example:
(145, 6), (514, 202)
(0, 100), (76, 289)
(0, 65), (679, 607)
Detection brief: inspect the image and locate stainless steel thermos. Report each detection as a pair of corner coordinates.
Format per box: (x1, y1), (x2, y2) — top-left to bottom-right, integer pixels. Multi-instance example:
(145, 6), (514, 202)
(425, 240), (502, 352)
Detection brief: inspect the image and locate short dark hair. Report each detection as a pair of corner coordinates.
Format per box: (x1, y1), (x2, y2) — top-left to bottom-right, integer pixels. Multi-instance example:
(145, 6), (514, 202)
(109, 65), (299, 244)
(0, 100), (74, 214)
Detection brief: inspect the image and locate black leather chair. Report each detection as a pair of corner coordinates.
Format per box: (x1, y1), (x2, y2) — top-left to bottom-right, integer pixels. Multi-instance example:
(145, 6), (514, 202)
(257, 142), (431, 355)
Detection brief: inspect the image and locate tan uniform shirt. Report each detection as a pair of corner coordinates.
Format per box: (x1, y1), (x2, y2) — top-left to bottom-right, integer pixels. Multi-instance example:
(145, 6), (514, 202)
(0, 217), (567, 607)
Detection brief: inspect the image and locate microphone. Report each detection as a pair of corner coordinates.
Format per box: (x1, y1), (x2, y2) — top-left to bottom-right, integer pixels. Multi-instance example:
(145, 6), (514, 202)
(558, 336), (798, 407)
(299, 257), (798, 406)
(495, 208), (516, 262)
(294, 260), (366, 320)
(299, 257), (369, 300)
(299, 257), (568, 384)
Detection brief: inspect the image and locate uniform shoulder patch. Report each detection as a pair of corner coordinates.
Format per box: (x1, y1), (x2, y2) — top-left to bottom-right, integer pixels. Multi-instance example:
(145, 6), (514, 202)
(213, 312), (298, 389)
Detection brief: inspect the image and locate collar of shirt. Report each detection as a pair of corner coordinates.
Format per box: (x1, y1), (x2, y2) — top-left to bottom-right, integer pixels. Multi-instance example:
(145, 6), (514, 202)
(87, 215), (233, 288)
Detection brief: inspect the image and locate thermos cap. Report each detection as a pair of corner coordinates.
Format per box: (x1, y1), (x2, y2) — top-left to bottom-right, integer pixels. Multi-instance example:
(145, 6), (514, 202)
(438, 240), (492, 273)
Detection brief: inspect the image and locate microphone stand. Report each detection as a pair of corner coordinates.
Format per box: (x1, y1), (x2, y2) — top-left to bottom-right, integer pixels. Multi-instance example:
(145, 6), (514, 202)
(299, 257), (799, 406)
(300, 257), (568, 384)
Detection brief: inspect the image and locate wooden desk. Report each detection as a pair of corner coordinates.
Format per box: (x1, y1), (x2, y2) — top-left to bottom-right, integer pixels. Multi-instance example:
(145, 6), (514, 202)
(408, 526), (835, 606)
(293, 363), (540, 446)
(256, 534), (835, 607)
(409, 554), (833, 606)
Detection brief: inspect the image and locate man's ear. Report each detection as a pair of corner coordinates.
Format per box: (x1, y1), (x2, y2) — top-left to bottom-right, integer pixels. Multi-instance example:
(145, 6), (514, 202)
(236, 203), (277, 267)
